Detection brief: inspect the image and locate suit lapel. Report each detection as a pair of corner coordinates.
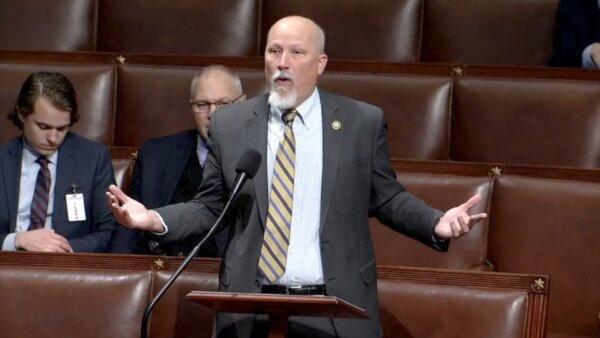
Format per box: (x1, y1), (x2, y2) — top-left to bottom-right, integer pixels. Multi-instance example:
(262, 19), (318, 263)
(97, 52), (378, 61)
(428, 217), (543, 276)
(319, 91), (344, 232)
(4, 138), (23, 232)
(246, 95), (270, 227)
(54, 133), (77, 229)
(160, 131), (195, 205)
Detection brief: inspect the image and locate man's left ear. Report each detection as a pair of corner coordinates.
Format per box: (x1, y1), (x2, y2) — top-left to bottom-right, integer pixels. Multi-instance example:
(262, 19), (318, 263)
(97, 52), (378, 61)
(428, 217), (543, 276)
(317, 54), (328, 75)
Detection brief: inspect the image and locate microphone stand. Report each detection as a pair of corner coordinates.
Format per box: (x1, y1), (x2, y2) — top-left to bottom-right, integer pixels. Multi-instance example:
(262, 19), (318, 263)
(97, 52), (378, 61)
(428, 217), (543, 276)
(140, 173), (248, 338)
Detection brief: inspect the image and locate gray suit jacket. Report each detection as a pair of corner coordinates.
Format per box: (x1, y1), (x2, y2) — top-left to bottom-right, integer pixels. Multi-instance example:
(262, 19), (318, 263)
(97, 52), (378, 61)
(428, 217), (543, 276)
(156, 90), (447, 338)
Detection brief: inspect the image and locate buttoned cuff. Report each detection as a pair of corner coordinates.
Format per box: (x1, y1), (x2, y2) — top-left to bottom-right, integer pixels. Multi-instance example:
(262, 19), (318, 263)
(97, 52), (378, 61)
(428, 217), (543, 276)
(2, 233), (18, 251)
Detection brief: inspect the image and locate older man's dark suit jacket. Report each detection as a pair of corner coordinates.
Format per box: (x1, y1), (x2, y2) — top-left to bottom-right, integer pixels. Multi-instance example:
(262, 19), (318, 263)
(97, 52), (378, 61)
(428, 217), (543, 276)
(0, 133), (116, 252)
(156, 90), (447, 338)
(109, 129), (220, 256)
(549, 0), (600, 67)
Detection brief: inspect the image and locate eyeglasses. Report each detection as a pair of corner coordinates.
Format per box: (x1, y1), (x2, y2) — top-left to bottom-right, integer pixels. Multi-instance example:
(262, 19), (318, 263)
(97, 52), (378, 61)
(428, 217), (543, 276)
(190, 94), (245, 113)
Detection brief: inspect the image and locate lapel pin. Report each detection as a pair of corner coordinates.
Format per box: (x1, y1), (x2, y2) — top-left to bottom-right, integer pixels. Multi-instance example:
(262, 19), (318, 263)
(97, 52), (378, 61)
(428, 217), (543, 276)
(331, 120), (342, 130)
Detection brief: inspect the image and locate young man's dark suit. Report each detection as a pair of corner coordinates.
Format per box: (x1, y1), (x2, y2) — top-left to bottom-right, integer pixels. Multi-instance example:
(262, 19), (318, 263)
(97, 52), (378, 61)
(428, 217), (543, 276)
(109, 129), (220, 256)
(154, 90), (448, 338)
(549, 0), (600, 67)
(0, 133), (116, 252)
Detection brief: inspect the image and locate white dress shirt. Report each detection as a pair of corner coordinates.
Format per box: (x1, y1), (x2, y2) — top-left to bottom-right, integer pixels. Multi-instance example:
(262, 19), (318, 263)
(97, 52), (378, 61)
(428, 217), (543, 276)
(2, 143), (58, 250)
(267, 88), (324, 285)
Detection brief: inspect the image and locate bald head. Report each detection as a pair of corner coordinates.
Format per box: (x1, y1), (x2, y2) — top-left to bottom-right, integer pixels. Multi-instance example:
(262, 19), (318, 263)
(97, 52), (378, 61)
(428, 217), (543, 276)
(267, 16), (325, 54)
(190, 65), (243, 99)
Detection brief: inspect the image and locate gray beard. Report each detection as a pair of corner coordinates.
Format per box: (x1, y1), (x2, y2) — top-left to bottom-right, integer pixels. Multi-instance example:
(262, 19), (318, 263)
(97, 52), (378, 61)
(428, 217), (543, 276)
(268, 88), (297, 110)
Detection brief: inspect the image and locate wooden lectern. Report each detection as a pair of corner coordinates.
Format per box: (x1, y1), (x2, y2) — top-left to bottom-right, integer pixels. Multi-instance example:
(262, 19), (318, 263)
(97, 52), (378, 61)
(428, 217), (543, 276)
(186, 291), (369, 338)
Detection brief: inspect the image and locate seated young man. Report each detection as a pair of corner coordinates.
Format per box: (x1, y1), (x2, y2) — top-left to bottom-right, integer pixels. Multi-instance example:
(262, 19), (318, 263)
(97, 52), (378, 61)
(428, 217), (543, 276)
(0, 72), (116, 253)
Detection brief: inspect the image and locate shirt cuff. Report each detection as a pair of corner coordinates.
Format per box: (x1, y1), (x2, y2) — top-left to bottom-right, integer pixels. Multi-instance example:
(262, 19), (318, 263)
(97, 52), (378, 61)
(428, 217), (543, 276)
(2, 233), (18, 251)
(431, 217), (450, 252)
(582, 44), (598, 69)
(149, 210), (169, 235)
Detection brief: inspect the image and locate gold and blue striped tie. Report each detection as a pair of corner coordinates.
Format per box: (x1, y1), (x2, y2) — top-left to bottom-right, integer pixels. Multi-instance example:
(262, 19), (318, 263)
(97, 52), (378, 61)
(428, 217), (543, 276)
(259, 109), (297, 283)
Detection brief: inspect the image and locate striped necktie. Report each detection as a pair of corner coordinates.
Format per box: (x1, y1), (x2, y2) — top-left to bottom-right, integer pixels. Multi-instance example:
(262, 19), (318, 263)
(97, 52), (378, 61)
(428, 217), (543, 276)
(259, 108), (298, 283)
(29, 156), (51, 230)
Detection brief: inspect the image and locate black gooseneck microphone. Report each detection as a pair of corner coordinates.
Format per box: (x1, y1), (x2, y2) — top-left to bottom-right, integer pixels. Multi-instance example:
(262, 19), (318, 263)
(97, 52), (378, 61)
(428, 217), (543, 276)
(140, 149), (262, 338)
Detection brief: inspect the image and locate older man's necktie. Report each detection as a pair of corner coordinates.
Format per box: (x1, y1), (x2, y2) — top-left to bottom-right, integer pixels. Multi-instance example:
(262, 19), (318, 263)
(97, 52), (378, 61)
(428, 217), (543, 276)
(259, 109), (297, 283)
(29, 156), (51, 230)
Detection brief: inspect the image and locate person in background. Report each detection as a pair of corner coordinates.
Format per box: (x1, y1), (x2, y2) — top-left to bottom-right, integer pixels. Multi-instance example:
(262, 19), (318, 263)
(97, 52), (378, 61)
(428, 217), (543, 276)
(549, 0), (600, 68)
(1, 71), (116, 253)
(109, 65), (245, 256)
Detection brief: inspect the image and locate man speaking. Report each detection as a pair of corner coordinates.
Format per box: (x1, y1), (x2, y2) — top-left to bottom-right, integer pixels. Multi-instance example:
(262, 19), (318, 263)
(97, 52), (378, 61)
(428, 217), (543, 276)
(107, 16), (486, 338)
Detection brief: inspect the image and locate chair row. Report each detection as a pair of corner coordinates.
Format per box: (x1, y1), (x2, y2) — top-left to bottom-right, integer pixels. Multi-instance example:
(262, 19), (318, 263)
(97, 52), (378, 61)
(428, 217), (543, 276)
(1, 56), (599, 168)
(109, 150), (599, 338)
(0, 0), (561, 66)
(0, 252), (549, 338)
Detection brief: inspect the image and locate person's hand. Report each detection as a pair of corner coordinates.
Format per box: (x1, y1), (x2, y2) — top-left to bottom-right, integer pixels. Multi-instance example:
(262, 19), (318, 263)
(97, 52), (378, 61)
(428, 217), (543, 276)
(434, 194), (487, 239)
(106, 185), (164, 232)
(15, 229), (73, 253)
(591, 43), (600, 68)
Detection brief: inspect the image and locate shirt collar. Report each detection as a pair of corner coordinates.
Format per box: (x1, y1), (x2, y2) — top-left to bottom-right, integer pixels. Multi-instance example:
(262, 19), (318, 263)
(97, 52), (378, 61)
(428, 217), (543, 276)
(270, 87), (321, 129)
(196, 133), (208, 151)
(22, 139), (58, 166)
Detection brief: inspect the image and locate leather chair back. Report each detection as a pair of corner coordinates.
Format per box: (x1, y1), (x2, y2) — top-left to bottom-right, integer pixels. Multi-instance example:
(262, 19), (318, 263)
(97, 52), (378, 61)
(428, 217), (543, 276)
(97, 0), (260, 55)
(421, 0), (559, 66)
(451, 77), (600, 168)
(371, 172), (492, 270)
(488, 175), (600, 337)
(0, 266), (151, 338)
(0, 0), (96, 51)
(0, 62), (116, 145)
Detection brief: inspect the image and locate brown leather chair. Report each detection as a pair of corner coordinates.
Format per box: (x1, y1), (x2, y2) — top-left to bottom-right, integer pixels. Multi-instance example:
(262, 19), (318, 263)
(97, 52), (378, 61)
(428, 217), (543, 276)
(421, 0), (559, 66)
(318, 73), (451, 160)
(451, 77), (600, 168)
(110, 147), (137, 194)
(0, 0), (96, 51)
(150, 270), (219, 338)
(261, 0), (422, 62)
(114, 64), (266, 147)
(377, 266), (548, 338)
(0, 62), (116, 145)
(0, 253), (549, 338)
(0, 266), (151, 338)
(370, 171), (492, 270)
(488, 175), (600, 338)
(97, 0), (260, 55)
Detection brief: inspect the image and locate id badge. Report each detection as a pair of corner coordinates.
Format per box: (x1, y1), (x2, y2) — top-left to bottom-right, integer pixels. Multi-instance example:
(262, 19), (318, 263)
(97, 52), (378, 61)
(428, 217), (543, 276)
(66, 193), (86, 222)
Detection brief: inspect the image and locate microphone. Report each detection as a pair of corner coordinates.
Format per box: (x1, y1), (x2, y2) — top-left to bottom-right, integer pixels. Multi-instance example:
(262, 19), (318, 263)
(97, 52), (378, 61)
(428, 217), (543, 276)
(228, 149), (262, 204)
(141, 149), (262, 338)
